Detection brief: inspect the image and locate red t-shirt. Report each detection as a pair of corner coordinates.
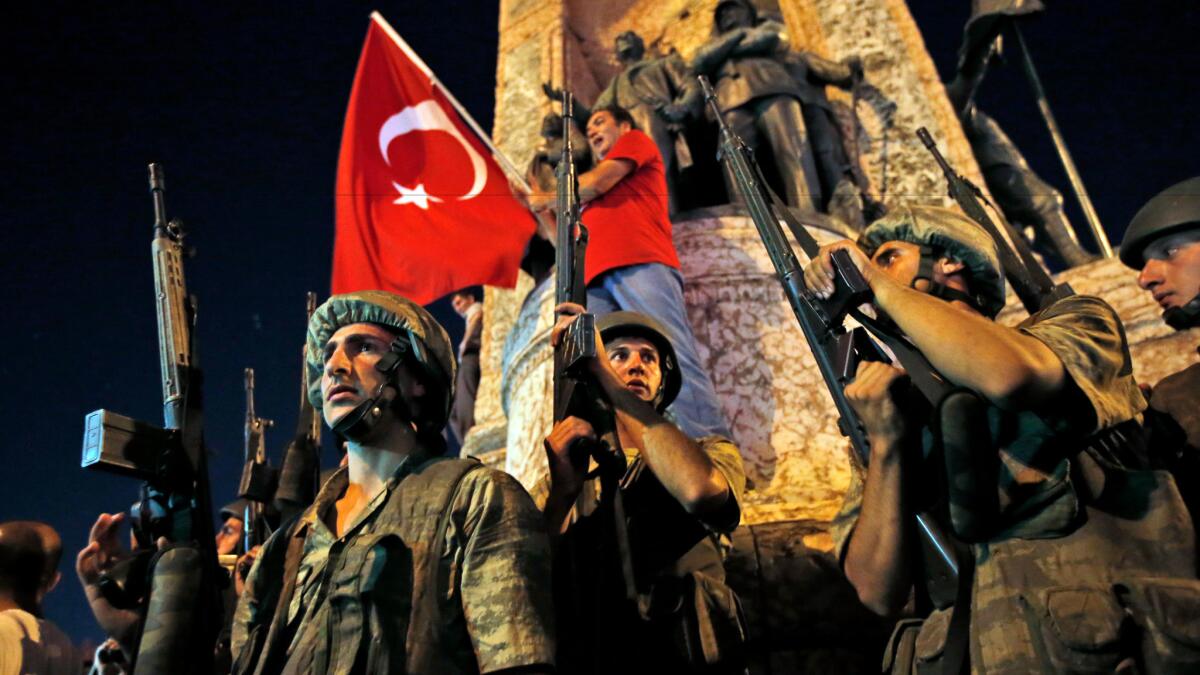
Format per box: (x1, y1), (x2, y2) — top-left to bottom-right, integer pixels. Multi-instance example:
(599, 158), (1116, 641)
(581, 129), (681, 284)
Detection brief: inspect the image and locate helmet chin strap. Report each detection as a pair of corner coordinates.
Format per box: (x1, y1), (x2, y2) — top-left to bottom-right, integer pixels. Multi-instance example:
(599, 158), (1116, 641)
(1164, 293), (1200, 330)
(331, 337), (417, 443)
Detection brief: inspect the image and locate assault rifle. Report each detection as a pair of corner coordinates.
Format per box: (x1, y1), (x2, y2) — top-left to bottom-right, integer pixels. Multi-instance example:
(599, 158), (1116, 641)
(273, 292), (322, 523)
(237, 368), (275, 551)
(917, 126), (1073, 313)
(80, 163), (222, 673)
(699, 76), (963, 604)
(550, 92), (641, 648)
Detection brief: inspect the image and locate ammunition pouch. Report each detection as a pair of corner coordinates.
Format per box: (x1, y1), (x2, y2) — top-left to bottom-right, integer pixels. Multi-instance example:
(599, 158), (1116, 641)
(880, 609), (955, 675)
(1016, 579), (1200, 675)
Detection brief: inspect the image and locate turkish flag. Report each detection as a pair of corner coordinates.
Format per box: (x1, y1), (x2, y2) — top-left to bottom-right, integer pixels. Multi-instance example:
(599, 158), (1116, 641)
(332, 13), (535, 304)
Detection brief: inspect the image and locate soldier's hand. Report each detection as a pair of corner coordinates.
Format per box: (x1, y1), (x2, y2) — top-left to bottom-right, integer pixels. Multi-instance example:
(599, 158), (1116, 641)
(234, 545), (261, 597)
(76, 512), (128, 587)
(545, 416), (595, 498)
(803, 239), (880, 299)
(550, 302), (587, 347)
(845, 361), (909, 453)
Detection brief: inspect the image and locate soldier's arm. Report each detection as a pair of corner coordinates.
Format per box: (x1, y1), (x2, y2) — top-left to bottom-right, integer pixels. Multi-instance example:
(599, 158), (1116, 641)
(806, 240), (1067, 411)
(588, 343), (732, 516)
(840, 362), (913, 616)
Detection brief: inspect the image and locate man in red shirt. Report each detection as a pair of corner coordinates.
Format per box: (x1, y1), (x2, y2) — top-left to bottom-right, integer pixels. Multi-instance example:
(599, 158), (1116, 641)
(529, 105), (729, 438)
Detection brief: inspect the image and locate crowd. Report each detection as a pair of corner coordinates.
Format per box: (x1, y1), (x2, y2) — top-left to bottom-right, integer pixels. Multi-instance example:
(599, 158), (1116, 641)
(5, 4), (1200, 674)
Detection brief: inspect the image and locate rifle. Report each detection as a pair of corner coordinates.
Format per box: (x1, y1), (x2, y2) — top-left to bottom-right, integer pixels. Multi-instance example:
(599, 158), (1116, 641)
(237, 368), (276, 551)
(80, 163), (222, 673)
(550, 92), (643, 670)
(699, 76), (963, 604)
(916, 126), (1073, 313)
(274, 292), (322, 522)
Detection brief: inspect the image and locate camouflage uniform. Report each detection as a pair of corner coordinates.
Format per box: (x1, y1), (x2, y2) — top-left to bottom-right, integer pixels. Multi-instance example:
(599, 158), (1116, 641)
(831, 294), (1200, 673)
(231, 455), (554, 674)
(549, 435), (747, 673)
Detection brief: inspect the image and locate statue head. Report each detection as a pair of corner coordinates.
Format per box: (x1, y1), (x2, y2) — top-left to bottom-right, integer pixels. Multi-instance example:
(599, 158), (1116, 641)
(715, 0), (757, 33)
(540, 112), (563, 139)
(614, 31), (646, 63)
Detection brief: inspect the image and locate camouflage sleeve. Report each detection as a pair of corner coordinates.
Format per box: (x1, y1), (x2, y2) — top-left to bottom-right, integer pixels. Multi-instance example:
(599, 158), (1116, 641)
(230, 550), (264, 661)
(697, 435), (747, 533)
(1018, 294), (1146, 433)
(829, 467), (865, 566)
(454, 468), (556, 673)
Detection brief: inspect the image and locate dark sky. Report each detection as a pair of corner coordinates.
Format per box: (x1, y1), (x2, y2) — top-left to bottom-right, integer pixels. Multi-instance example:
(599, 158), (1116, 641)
(2, 0), (1197, 648)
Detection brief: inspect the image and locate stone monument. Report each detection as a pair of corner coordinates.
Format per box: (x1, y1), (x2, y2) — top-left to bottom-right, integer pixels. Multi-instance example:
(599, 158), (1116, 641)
(463, 1), (1200, 670)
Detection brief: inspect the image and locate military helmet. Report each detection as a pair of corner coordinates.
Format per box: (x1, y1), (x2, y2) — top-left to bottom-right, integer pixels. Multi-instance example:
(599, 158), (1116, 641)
(1120, 176), (1200, 269)
(860, 205), (1007, 317)
(218, 499), (248, 523)
(305, 290), (455, 430)
(597, 311), (682, 411)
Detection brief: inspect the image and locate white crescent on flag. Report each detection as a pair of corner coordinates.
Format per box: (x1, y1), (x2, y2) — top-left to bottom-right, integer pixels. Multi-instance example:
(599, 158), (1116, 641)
(378, 100), (487, 208)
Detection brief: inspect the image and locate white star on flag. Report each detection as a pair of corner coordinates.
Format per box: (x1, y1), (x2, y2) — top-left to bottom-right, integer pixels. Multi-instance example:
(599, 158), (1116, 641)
(392, 182), (442, 209)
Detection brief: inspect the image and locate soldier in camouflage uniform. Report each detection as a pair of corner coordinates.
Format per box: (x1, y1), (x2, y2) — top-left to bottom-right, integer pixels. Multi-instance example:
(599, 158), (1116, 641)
(231, 291), (555, 674)
(805, 207), (1200, 673)
(542, 306), (747, 673)
(1122, 177), (1200, 528)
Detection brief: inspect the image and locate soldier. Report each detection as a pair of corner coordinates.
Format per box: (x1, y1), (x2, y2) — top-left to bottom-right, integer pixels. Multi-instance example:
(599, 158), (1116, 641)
(543, 307), (747, 673)
(692, 0), (862, 220)
(1121, 176), (1200, 522)
(807, 206), (1198, 672)
(231, 291), (554, 674)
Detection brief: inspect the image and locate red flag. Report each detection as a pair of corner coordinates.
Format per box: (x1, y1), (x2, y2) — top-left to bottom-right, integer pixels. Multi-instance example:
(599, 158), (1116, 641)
(332, 13), (535, 304)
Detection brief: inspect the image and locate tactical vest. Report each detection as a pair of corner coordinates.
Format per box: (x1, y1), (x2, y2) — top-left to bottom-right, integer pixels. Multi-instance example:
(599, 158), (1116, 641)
(232, 456), (483, 675)
(891, 433), (1200, 674)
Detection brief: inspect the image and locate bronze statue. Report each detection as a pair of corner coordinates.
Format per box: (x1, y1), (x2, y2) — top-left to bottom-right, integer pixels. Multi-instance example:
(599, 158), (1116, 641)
(545, 31), (700, 213)
(692, 0), (865, 226)
(946, 0), (1097, 268)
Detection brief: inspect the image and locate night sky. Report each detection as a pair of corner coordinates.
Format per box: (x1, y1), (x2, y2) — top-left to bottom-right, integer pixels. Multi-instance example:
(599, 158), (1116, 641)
(3, 0), (1197, 648)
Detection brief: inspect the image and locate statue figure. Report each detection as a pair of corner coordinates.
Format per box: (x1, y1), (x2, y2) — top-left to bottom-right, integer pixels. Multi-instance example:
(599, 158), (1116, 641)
(545, 31), (700, 214)
(692, 0), (865, 227)
(945, 0), (1096, 268)
(526, 111), (591, 198)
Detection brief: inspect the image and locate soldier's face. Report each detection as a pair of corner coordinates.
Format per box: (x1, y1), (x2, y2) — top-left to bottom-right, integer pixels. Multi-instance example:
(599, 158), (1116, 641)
(606, 336), (663, 403)
(320, 323), (398, 428)
(717, 5), (752, 32)
(871, 240), (925, 287)
(215, 517), (243, 555)
(1138, 230), (1200, 311)
(587, 111), (631, 160)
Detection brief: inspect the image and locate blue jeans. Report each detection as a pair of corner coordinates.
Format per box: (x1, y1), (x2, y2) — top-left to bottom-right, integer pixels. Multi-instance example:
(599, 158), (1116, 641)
(587, 263), (731, 439)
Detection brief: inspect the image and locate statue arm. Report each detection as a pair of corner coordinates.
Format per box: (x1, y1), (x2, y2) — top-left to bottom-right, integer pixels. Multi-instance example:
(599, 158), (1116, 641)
(731, 20), (787, 56)
(691, 29), (747, 75)
(803, 52), (861, 88)
(663, 55), (702, 118)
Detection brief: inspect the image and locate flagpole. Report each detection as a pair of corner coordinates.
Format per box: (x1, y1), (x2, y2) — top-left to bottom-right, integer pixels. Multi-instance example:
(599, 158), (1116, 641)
(370, 12), (532, 194)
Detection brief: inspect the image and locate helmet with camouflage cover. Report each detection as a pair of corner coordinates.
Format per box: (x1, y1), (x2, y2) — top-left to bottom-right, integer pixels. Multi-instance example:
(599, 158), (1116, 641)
(305, 290), (455, 436)
(860, 205), (1007, 317)
(597, 311), (682, 412)
(1120, 176), (1200, 270)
